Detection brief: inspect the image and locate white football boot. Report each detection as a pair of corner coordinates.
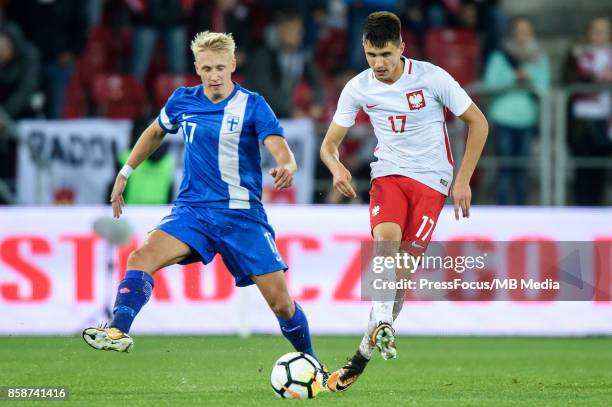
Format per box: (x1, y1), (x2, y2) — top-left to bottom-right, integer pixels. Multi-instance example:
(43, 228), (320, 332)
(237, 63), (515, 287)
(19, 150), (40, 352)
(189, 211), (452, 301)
(370, 322), (397, 360)
(82, 327), (134, 353)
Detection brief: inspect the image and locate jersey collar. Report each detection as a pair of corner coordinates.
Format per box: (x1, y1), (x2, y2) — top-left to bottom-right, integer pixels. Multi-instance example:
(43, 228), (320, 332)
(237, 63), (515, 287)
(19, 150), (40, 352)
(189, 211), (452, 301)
(397, 56), (412, 81)
(201, 81), (241, 105)
(371, 56), (411, 87)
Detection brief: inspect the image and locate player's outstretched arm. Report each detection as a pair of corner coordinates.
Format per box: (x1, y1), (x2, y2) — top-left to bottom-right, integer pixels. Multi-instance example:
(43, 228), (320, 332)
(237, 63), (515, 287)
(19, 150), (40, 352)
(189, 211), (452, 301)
(264, 135), (297, 189)
(320, 122), (357, 199)
(110, 120), (167, 218)
(453, 102), (489, 220)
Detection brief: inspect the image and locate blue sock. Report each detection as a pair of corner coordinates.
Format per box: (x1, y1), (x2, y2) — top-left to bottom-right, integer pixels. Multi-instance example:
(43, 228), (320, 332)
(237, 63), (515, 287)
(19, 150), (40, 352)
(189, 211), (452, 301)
(277, 302), (315, 358)
(110, 270), (154, 334)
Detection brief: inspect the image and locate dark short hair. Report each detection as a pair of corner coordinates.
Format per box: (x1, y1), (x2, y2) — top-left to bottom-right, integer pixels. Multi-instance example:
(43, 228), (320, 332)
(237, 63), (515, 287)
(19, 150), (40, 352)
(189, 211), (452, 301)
(277, 10), (302, 25)
(363, 11), (402, 48)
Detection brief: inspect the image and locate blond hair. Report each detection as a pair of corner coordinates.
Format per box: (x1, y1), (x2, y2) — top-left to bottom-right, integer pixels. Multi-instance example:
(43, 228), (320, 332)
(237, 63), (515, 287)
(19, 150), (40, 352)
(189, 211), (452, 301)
(190, 31), (235, 58)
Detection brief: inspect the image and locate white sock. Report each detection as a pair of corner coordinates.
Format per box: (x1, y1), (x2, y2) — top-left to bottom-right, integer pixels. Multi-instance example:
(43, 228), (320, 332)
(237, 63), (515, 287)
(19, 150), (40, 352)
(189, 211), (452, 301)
(359, 245), (408, 360)
(358, 289), (406, 360)
(358, 309), (378, 360)
(372, 300), (394, 324)
(392, 288), (406, 321)
(370, 255), (395, 324)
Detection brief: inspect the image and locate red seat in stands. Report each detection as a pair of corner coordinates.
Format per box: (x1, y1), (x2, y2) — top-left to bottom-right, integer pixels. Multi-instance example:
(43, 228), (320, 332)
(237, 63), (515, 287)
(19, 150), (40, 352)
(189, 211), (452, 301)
(91, 74), (146, 119)
(316, 27), (348, 73)
(153, 73), (201, 108)
(75, 26), (113, 86)
(424, 28), (480, 85)
(292, 80), (314, 113)
(401, 29), (422, 60)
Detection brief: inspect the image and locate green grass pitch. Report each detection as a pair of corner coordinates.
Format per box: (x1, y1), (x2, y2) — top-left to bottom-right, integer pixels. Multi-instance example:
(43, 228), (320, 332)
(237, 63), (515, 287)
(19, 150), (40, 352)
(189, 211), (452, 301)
(1, 336), (611, 406)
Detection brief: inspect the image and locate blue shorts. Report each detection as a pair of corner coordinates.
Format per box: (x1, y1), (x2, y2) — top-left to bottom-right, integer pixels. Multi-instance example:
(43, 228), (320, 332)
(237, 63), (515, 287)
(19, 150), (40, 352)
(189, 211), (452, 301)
(156, 205), (288, 287)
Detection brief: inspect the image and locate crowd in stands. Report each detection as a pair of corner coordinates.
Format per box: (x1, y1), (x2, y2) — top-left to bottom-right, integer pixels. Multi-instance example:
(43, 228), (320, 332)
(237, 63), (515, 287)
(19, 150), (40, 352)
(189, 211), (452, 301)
(563, 17), (612, 206)
(483, 16), (551, 205)
(0, 0), (610, 205)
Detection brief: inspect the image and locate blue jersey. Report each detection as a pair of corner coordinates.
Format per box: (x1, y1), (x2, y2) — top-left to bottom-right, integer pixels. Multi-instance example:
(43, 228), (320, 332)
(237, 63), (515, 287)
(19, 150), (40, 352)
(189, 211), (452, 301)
(157, 83), (284, 209)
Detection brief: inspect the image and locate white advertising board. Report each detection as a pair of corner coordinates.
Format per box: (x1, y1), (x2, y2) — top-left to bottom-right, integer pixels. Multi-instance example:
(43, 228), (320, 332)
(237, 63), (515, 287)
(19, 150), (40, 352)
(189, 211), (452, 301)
(0, 206), (611, 335)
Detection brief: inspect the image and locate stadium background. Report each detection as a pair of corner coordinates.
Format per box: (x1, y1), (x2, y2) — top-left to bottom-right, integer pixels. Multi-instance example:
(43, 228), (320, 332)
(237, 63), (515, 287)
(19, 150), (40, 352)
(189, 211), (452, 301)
(1, 0), (612, 338)
(2, 2), (612, 405)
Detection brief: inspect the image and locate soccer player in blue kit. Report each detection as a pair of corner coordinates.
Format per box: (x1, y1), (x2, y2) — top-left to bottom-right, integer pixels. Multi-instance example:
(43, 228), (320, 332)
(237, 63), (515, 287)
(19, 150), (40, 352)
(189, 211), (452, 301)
(82, 32), (320, 366)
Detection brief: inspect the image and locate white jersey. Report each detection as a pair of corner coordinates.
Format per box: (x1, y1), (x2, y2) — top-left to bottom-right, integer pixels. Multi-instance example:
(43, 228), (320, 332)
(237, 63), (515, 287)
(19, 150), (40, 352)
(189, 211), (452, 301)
(332, 57), (472, 195)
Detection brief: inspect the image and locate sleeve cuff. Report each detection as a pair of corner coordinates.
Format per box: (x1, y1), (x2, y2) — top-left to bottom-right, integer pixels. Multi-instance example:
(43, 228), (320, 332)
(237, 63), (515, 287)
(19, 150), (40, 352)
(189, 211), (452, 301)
(454, 99), (473, 117)
(157, 116), (179, 134)
(332, 118), (354, 128)
(260, 132), (285, 144)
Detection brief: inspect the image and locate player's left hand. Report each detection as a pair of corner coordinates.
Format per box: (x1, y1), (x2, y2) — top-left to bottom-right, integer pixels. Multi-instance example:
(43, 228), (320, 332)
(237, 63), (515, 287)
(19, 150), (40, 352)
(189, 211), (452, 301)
(269, 167), (293, 189)
(451, 181), (471, 220)
(110, 175), (127, 218)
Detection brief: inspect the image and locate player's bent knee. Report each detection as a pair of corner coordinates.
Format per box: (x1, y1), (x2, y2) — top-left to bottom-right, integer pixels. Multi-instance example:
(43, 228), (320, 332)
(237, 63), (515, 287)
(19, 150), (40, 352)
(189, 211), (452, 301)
(375, 230), (402, 242)
(375, 234), (402, 244)
(373, 222), (402, 242)
(270, 298), (295, 320)
(126, 249), (143, 267)
(127, 248), (160, 274)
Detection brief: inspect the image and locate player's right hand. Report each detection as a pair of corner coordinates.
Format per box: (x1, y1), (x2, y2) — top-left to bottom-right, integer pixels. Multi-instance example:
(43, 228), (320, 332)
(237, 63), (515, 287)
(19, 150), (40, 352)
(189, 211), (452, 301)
(110, 175), (127, 218)
(451, 180), (471, 220)
(269, 167), (294, 189)
(332, 165), (357, 199)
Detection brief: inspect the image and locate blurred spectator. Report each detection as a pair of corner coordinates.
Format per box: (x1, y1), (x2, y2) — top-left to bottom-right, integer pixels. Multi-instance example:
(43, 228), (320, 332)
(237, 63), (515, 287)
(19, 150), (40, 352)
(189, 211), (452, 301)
(245, 12), (324, 119)
(484, 17), (550, 205)
(262, 0), (328, 50)
(101, 0), (132, 27)
(127, 0), (192, 80)
(192, 0), (251, 73)
(0, 104), (16, 204)
(345, 0), (400, 70)
(423, 1), (505, 64)
(0, 21), (39, 204)
(322, 65), (374, 203)
(112, 119), (175, 204)
(7, 0), (88, 119)
(422, 0), (447, 28)
(476, 0), (506, 65)
(563, 16), (612, 206)
(119, 144), (174, 204)
(0, 22), (40, 119)
(87, 0), (104, 26)
(424, 0), (489, 29)
(397, 2), (426, 50)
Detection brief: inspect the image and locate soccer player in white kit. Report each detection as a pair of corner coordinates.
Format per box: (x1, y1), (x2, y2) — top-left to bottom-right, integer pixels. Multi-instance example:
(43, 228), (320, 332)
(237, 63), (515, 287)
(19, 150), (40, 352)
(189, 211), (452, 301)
(321, 11), (488, 392)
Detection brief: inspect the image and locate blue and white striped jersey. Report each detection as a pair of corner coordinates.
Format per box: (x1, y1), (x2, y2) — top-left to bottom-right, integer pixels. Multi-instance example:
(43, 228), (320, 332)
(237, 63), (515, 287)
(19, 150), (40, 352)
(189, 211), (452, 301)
(157, 83), (284, 209)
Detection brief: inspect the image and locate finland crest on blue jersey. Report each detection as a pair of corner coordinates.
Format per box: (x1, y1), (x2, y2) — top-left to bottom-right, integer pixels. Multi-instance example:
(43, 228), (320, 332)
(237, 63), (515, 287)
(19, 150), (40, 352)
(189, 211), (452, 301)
(157, 83), (284, 209)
